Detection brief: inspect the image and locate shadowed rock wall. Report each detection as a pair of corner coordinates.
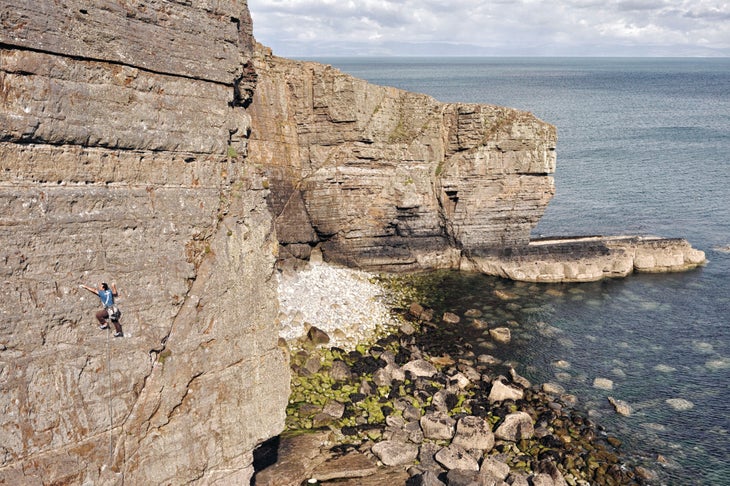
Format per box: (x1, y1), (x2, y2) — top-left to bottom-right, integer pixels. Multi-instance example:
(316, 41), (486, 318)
(248, 47), (557, 271)
(1, 1), (288, 484)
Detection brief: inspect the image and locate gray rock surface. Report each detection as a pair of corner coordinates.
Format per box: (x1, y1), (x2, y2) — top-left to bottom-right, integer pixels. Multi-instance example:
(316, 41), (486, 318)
(370, 440), (419, 466)
(480, 456), (511, 480)
(404, 359), (439, 378)
(408, 470), (447, 486)
(435, 444), (480, 471)
(0, 2), (287, 484)
(469, 235), (706, 282)
(495, 412), (535, 442)
(489, 379), (525, 402)
(421, 412), (457, 440)
(452, 416), (495, 452)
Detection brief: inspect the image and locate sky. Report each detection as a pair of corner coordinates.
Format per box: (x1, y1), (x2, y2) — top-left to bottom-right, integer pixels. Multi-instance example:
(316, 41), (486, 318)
(248, 0), (730, 57)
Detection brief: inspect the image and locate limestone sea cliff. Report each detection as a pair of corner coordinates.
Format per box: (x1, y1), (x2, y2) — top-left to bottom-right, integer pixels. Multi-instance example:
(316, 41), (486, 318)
(248, 45), (557, 271)
(247, 47), (704, 281)
(1, 1), (286, 484)
(0, 0), (706, 484)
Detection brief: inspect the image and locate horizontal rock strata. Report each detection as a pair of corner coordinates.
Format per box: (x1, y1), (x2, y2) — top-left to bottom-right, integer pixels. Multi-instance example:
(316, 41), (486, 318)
(248, 46), (557, 271)
(1, 1), (288, 484)
(465, 235), (706, 282)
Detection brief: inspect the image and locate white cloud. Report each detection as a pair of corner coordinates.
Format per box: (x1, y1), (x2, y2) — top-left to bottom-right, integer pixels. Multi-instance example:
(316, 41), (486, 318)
(248, 0), (730, 56)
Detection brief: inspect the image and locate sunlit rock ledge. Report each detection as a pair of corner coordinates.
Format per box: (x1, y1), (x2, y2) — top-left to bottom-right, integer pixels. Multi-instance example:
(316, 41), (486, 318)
(462, 235), (707, 283)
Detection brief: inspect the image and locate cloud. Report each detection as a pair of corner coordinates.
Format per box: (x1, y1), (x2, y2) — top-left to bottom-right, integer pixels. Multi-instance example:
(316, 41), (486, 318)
(248, 0), (730, 56)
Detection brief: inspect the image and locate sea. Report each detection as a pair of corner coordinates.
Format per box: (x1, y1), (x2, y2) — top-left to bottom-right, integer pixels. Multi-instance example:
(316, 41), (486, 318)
(309, 57), (730, 485)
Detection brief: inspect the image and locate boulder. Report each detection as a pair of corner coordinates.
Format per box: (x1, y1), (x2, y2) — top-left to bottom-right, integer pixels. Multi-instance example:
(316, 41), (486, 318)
(443, 312), (461, 324)
(445, 468), (481, 486)
(530, 473), (557, 486)
(480, 456), (511, 480)
(508, 472), (531, 486)
(478, 354), (502, 365)
(432, 389), (457, 412)
(489, 327), (512, 344)
(420, 412), (456, 440)
(494, 412), (534, 441)
(418, 442), (446, 473)
(373, 368), (393, 387)
(509, 367), (531, 388)
(535, 459), (567, 486)
(408, 470), (447, 486)
(307, 326), (331, 345)
(449, 372), (473, 390)
(488, 379), (524, 403)
(322, 400), (345, 419)
(330, 359), (354, 381)
(303, 354), (323, 374)
(403, 359), (438, 378)
(310, 451), (378, 482)
(435, 444), (480, 471)
(371, 440), (419, 467)
(409, 302), (426, 319)
(386, 363), (406, 381)
(452, 416), (495, 452)
(541, 382), (565, 396)
(400, 321), (417, 335)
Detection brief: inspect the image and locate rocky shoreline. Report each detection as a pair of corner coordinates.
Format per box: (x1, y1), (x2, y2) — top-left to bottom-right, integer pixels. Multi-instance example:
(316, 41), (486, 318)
(257, 267), (657, 485)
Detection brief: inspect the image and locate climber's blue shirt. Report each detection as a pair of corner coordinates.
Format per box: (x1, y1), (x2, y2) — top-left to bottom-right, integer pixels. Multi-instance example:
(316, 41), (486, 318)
(99, 289), (114, 308)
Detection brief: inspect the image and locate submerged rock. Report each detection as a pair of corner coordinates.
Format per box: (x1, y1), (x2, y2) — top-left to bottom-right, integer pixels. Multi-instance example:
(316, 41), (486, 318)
(665, 398), (694, 411)
(607, 397), (632, 416)
(443, 312), (461, 324)
(489, 327), (512, 344)
(592, 377), (614, 390)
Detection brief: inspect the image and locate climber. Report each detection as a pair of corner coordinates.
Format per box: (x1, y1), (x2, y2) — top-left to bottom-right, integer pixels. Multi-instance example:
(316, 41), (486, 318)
(80, 282), (123, 337)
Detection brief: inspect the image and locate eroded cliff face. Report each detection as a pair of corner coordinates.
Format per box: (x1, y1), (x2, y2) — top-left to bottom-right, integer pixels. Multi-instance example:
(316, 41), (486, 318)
(1, 1), (288, 484)
(248, 46), (557, 271)
(2, 1), (562, 483)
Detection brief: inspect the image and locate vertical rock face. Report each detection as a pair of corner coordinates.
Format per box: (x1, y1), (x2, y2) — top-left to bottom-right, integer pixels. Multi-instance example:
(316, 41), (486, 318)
(248, 47), (557, 271)
(1, 1), (558, 483)
(1, 1), (288, 484)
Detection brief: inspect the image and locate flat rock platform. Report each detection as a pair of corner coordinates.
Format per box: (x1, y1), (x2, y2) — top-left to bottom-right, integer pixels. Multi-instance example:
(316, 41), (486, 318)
(464, 235), (706, 283)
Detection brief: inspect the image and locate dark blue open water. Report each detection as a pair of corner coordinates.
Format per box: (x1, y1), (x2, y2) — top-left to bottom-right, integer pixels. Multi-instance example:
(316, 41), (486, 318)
(311, 57), (730, 484)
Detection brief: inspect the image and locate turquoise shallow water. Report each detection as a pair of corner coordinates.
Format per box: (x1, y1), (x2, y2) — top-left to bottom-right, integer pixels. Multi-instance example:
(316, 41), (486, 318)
(310, 57), (730, 484)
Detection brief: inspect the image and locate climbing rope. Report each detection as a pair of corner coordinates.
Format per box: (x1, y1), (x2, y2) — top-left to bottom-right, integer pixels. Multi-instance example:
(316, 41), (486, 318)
(106, 322), (113, 465)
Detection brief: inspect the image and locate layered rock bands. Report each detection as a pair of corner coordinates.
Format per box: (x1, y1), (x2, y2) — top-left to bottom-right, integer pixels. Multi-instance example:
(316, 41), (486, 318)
(1, 1), (287, 484)
(248, 46), (557, 271)
(247, 47), (704, 280)
(0, 0), (706, 485)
